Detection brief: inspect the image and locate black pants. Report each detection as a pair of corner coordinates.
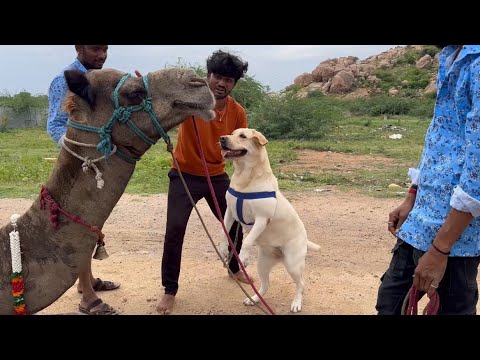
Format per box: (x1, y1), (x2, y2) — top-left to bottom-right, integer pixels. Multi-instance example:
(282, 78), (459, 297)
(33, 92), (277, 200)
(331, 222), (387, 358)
(376, 238), (480, 315)
(162, 169), (243, 296)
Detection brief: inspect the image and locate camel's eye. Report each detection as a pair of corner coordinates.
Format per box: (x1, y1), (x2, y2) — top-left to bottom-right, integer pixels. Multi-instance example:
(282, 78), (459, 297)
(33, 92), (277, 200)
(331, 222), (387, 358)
(239, 133), (247, 139)
(127, 90), (146, 101)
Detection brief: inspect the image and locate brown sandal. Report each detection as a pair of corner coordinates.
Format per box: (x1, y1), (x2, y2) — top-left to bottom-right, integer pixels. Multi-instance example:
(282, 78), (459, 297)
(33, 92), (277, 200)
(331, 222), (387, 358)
(78, 298), (119, 315)
(77, 278), (120, 294)
(93, 278), (121, 291)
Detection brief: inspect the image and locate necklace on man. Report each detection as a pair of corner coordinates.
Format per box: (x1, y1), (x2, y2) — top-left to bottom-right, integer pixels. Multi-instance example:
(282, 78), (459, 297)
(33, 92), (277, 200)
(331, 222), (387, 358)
(215, 98), (229, 122)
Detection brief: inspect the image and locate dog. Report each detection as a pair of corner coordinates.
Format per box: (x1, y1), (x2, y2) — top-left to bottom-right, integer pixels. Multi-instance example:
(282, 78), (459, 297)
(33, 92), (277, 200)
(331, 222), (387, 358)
(218, 128), (320, 312)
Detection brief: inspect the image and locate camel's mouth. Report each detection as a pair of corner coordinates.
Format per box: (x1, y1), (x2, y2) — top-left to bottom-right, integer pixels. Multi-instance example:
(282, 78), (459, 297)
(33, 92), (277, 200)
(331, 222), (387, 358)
(173, 100), (208, 110)
(220, 145), (247, 159)
(121, 145), (145, 158)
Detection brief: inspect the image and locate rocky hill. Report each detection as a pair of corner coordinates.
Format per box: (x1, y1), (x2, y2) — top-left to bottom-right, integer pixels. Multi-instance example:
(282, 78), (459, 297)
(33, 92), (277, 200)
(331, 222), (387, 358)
(290, 45), (440, 99)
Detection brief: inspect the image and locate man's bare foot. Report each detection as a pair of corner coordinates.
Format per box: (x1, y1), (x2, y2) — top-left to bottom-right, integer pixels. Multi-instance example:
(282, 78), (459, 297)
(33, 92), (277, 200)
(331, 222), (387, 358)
(157, 294), (175, 315)
(230, 270), (254, 284)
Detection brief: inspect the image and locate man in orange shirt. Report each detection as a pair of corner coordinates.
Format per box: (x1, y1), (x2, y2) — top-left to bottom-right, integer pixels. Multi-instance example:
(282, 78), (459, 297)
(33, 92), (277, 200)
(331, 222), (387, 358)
(157, 50), (249, 314)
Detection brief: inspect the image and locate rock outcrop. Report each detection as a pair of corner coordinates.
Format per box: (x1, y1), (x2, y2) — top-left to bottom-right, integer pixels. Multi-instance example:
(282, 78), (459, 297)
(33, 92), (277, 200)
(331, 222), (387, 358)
(290, 45), (440, 98)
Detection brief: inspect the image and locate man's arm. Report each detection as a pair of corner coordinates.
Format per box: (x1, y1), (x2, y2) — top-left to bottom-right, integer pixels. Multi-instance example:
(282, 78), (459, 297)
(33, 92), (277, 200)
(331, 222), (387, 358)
(413, 59), (480, 295)
(47, 75), (69, 145)
(436, 59), (480, 251)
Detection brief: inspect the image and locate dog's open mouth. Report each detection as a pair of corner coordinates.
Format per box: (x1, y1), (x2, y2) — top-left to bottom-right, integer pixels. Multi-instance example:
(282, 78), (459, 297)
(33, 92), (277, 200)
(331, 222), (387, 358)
(221, 148), (247, 159)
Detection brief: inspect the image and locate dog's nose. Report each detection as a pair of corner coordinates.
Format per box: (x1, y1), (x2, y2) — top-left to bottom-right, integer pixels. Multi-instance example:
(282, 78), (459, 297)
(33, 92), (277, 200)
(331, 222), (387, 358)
(220, 137), (227, 145)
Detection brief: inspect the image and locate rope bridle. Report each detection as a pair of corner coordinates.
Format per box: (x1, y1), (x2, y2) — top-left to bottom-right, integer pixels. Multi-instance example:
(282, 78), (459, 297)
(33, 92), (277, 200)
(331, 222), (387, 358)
(61, 136), (117, 189)
(67, 73), (171, 164)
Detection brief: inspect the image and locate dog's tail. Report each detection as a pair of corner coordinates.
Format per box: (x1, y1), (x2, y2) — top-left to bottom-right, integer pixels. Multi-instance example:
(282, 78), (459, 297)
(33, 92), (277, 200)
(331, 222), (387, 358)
(307, 240), (321, 251)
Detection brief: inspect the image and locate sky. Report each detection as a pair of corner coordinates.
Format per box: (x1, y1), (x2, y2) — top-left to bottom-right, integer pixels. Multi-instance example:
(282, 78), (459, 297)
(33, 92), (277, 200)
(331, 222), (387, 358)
(0, 45), (398, 95)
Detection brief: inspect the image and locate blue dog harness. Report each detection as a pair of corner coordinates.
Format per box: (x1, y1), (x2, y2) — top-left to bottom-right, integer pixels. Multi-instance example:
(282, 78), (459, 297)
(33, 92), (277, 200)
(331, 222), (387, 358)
(227, 187), (276, 225)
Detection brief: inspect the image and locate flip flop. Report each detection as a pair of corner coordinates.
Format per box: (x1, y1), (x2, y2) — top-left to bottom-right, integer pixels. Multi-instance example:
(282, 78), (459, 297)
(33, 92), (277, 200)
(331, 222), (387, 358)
(77, 278), (120, 294)
(78, 298), (119, 315)
(93, 278), (121, 291)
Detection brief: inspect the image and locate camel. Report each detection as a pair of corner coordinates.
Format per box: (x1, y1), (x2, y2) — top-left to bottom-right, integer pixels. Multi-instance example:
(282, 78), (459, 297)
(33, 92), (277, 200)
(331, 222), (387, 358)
(0, 67), (215, 314)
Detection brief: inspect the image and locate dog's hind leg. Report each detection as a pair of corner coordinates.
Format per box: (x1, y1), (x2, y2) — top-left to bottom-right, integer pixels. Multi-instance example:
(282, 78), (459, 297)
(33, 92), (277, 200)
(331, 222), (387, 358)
(244, 248), (278, 306)
(284, 249), (306, 313)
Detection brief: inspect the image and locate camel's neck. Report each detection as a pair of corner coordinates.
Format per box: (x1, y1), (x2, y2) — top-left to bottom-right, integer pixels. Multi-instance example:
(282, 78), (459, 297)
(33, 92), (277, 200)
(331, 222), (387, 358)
(0, 143), (138, 315)
(45, 146), (136, 227)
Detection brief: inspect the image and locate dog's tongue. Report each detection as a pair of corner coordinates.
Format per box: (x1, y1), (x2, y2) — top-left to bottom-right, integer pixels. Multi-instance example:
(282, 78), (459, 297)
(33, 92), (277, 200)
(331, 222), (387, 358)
(221, 149), (243, 158)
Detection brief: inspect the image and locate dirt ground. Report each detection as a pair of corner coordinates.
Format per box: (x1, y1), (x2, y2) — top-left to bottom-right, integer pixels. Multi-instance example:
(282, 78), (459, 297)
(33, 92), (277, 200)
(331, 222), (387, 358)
(0, 151), (449, 315)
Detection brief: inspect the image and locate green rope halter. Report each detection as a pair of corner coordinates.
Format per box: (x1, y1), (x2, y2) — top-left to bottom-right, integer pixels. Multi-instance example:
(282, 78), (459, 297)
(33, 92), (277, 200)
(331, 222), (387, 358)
(67, 73), (171, 163)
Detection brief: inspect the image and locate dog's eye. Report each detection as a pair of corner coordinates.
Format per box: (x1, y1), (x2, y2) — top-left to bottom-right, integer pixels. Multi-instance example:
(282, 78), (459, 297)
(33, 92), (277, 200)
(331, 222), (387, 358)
(239, 134), (247, 139)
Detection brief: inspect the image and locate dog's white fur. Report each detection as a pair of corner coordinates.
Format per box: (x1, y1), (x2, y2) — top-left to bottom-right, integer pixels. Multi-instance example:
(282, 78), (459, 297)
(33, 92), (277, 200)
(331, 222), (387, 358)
(219, 128), (320, 312)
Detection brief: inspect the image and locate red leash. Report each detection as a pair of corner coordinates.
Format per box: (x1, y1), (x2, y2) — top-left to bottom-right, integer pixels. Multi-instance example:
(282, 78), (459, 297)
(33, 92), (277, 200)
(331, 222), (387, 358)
(401, 285), (440, 315)
(40, 186), (105, 244)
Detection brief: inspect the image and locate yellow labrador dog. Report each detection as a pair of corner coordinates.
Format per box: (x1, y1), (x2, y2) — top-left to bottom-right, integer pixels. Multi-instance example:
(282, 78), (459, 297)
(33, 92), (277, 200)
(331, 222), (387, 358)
(218, 128), (320, 313)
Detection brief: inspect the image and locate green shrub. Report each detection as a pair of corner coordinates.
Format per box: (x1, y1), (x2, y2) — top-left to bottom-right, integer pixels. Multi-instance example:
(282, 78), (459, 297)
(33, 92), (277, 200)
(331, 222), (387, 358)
(248, 92), (342, 139)
(420, 45), (441, 58)
(0, 91), (48, 112)
(231, 75), (269, 111)
(375, 67), (432, 92)
(345, 95), (434, 118)
(397, 49), (421, 65)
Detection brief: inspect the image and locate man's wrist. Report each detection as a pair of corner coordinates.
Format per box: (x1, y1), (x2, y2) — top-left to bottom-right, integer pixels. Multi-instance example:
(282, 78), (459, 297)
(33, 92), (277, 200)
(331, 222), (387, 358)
(408, 184), (418, 193)
(431, 242), (451, 256)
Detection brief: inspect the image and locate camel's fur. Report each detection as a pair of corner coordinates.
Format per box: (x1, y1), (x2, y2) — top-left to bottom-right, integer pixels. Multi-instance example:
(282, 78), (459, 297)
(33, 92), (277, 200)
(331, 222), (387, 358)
(0, 68), (215, 314)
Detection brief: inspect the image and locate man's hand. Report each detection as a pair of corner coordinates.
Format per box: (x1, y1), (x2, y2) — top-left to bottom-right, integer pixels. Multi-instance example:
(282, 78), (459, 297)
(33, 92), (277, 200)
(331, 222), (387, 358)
(387, 195), (416, 236)
(412, 208), (475, 296)
(413, 249), (447, 297)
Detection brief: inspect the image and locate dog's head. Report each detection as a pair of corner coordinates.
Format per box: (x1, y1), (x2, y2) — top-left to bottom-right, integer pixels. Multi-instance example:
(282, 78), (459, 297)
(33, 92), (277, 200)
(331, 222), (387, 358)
(219, 128), (268, 163)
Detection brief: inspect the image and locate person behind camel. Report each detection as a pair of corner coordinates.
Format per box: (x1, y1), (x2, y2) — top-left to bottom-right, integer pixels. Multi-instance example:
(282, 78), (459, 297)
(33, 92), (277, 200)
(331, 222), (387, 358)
(47, 45), (120, 314)
(155, 50), (250, 314)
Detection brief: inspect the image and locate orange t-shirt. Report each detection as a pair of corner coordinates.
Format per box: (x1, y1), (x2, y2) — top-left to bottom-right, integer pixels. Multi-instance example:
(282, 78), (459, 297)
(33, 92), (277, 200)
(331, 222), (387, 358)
(172, 96), (247, 176)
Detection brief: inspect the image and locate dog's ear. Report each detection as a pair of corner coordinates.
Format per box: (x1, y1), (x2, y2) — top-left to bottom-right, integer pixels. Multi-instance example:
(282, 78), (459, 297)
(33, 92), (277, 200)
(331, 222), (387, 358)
(252, 130), (268, 146)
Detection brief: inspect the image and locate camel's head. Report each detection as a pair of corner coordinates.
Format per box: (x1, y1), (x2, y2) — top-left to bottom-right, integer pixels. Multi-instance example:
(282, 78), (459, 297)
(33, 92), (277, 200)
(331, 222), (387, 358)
(63, 67), (216, 160)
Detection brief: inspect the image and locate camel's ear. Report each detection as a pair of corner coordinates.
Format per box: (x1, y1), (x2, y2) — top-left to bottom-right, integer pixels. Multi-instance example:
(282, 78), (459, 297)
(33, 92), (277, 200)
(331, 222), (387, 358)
(64, 70), (96, 107)
(252, 130), (268, 146)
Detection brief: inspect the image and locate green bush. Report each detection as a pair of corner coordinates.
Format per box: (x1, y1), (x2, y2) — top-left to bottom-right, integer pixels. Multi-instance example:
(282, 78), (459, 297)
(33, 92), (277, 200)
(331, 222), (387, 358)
(231, 75), (269, 111)
(248, 92), (342, 139)
(408, 96), (436, 118)
(345, 95), (434, 118)
(0, 91), (48, 112)
(375, 67), (432, 92)
(420, 45), (441, 58)
(397, 49), (421, 65)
